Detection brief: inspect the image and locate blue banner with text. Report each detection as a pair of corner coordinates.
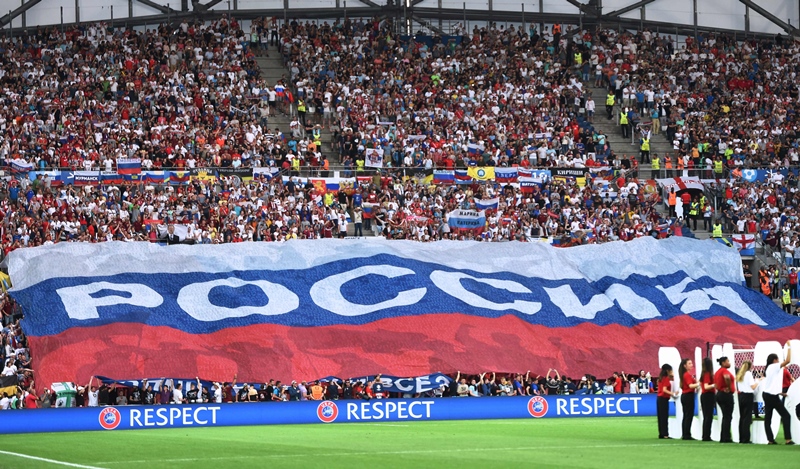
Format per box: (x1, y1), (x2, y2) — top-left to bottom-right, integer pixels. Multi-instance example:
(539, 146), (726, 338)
(0, 395), (659, 434)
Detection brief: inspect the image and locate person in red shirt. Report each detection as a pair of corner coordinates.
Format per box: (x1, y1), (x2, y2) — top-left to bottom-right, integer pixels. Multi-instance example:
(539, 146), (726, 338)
(714, 357), (736, 443)
(657, 364), (679, 439)
(782, 367), (794, 394)
(699, 358), (716, 441)
(23, 385), (39, 409)
(679, 358), (702, 440)
(613, 371), (625, 394)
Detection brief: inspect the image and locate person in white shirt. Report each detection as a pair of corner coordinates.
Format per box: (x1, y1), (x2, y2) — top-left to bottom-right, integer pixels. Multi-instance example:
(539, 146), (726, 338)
(0, 393), (9, 409)
(762, 342), (793, 445)
(213, 383), (223, 403)
(172, 383), (184, 404)
(736, 360), (760, 444)
(88, 387), (99, 407)
(1, 359), (16, 377)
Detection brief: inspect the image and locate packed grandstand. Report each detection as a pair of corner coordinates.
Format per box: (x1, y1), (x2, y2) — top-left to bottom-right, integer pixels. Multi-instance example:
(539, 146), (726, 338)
(1, 14), (800, 410)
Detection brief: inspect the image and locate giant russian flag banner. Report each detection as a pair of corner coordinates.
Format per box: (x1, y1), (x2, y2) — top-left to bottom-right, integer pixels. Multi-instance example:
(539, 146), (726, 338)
(7, 238), (799, 386)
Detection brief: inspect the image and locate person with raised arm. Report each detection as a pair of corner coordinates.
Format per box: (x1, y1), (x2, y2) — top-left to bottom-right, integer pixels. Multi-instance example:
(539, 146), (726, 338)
(763, 341), (793, 445)
(546, 369), (561, 395)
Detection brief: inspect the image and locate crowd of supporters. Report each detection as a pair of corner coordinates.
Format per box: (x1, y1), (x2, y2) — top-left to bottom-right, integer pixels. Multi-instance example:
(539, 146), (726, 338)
(1, 14), (798, 398)
(2, 369), (657, 409)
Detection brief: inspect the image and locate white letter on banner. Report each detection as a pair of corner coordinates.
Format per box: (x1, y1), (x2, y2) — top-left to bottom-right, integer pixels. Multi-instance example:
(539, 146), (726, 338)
(177, 278), (299, 322)
(430, 271), (540, 315)
(656, 278), (765, 325)
(310, 265), (426, 316)
(544, 284), (660, 320)
(56, 282), (163, 320)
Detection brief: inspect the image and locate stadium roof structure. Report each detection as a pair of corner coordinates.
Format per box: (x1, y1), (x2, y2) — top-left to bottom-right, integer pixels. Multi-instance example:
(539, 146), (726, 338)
(0, 0), (796, 39)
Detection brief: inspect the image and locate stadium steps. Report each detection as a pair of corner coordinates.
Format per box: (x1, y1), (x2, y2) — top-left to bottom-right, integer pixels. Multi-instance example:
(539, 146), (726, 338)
(254, 55), (338, 164)
(584, 85), (673, 174)
(585, 85), (711, 240)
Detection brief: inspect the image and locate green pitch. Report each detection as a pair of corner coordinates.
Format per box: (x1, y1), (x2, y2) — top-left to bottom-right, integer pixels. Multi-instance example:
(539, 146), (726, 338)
(0, 418), (795, 468)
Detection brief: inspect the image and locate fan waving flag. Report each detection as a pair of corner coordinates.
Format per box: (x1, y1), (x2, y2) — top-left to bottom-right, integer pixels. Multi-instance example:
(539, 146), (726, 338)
(474, 197), (500, 210)
(732, 234), (755, 256)
(9, 159), (34, 173)
(117, 158), (142, 175)
(447, 209), (486, 232)
(454, 170), (472, 184)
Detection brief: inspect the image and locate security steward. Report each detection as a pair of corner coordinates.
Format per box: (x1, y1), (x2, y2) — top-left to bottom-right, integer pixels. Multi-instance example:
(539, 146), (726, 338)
(712, 221), (723, 239)
(651, 153), (660, 179)
(606, 91), (615, 120)
(713, 157), (724, 179)
(668, 188), (677, 218)
(688, 197), (700, 230)
(759, 267), (771, 297)
(640, 136), (651, 163)
(620, 109), (629, 138)
(782, 285), (793, 314)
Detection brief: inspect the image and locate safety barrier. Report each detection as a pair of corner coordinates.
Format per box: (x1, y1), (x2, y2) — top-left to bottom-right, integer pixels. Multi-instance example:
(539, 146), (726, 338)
(0, 394), (658, 434)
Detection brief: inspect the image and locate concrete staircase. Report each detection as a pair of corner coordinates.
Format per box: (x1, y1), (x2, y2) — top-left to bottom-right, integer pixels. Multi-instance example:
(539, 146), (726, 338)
(254, 53), (339, 164)
(584, 84), (711, 239)
(254, 52), (371, 236)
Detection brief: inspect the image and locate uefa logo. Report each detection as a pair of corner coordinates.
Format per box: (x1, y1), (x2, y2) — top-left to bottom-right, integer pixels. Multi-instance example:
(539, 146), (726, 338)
(527, 396), (548, 418)
(317, 400), (339, 423)
(99, 407), (122, 430)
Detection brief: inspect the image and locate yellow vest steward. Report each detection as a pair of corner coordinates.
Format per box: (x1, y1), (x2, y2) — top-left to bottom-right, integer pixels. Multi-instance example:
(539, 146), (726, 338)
(298, 102), (306, 112)
(619, 112), (628, 125)
(783, 289), (792, 305)
(641, 139), (650, 151)
(606, 95), (615, 106)
(712, 224), (722, 237)
(651, 157), (659, 170)
(689, 202), (699, 216)
(714, 160), (723, 172)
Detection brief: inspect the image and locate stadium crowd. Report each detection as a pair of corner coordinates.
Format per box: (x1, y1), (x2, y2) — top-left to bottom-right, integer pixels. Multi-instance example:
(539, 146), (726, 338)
(1, 13), (799, 402)
(1, 369), (655, 409)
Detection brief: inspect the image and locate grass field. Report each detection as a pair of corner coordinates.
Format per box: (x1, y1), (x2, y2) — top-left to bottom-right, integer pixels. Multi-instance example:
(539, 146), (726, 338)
(0, 418), (795, 469)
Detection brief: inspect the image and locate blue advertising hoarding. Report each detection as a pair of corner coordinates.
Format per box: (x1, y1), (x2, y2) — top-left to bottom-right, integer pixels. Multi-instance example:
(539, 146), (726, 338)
(0, 395), (659, 434)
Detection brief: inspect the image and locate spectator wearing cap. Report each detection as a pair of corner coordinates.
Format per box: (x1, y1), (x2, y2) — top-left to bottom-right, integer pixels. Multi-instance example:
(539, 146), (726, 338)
(286, 381), (300, 401)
